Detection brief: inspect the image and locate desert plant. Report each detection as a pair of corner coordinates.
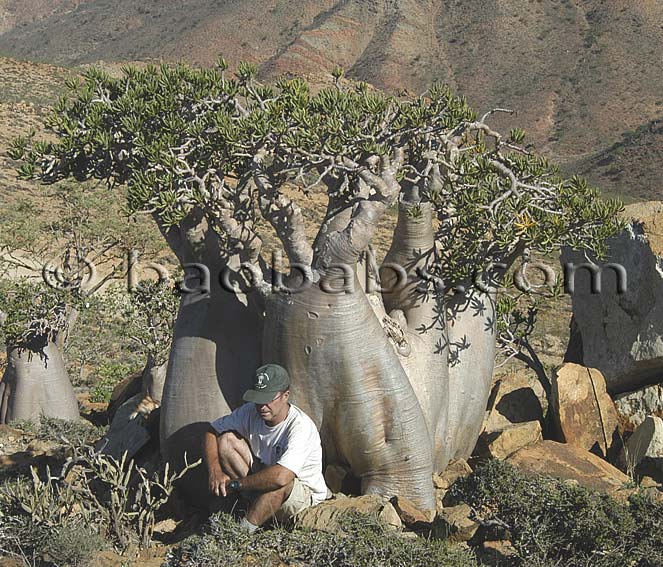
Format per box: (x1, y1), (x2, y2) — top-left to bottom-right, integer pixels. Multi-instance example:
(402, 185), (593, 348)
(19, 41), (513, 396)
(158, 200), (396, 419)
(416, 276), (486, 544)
(0, 445), (200, 552)
(452, 459), (663, 567)
(165, 510), (477, 567)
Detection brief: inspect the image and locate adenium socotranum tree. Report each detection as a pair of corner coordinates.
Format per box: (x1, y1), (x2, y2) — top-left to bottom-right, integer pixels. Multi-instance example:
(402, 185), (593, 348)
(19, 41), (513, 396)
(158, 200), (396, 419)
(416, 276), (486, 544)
(9, 61), (623, 510)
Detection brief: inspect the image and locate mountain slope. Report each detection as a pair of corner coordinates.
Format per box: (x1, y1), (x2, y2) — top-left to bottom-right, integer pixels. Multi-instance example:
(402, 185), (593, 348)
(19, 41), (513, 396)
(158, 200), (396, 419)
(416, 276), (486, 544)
(0, 0), (661, 200)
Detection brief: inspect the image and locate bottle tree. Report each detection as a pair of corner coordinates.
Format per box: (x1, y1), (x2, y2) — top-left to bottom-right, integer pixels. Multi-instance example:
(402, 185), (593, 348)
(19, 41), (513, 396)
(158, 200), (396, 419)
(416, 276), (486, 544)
(10, 61), (622, 510)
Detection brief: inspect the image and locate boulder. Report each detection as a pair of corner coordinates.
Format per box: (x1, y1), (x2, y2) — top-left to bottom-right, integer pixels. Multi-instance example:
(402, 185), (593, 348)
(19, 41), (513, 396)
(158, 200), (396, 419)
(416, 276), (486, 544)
(615, 383), (663, 433)
(95, 393), (159, 460)
(483, 372), (545, 432)
(295, 494), (402, 532)
(475, 421), (542, 460)
(433, 503), (479, 542)
(389, 495), (435, 527)
(625, 416), (663, 480)
(561, 201), (663, 394)
(433, 459), (473, 490)
(507, 440), (632, 500)
(551, 363), (620, 459)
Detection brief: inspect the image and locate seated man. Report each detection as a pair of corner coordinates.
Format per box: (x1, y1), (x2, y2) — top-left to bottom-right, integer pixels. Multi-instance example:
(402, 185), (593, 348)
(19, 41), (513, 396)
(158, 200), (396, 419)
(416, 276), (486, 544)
(203, 363), (329, 533)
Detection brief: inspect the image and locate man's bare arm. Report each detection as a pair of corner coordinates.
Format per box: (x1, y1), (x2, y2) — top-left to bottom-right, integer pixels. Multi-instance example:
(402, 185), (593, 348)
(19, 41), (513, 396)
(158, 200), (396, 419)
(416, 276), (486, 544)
(202, 429), (229, 496)
(238, 464), (295, 492)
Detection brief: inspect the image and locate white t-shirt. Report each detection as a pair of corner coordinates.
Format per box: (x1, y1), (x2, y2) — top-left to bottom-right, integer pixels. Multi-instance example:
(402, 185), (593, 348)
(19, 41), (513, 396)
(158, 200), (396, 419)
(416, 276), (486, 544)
(210, 403), (328, 504)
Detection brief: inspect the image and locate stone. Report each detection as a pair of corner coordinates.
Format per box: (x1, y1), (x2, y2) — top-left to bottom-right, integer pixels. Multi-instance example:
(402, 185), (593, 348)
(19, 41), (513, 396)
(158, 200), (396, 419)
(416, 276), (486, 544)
(615, 384), (663, 433)
(484, 372), (545, 432)
(625, 416), (663, 481)
(507, 440), (632, 500)
(295, 494), (402, 532)
(433, 459), (472, 490)
(479, 540), (518, 566)
(475, 421), (542, 460)
(551, 363), (620, 458)
(95, 393), (158, 460)
(434, 503), (479, 542)
(390, 495), (435, 526)
(561, 201), (663, 394)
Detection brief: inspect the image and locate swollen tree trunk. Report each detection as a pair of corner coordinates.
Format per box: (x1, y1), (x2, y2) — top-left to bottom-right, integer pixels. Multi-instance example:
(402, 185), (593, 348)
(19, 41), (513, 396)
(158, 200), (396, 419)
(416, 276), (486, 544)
(0, 336), (79, 424)
(158, 214), (264, 496)
(382, 202), (451, 471)
(445, 287), (498, 459)
(262, 279), (436, 512)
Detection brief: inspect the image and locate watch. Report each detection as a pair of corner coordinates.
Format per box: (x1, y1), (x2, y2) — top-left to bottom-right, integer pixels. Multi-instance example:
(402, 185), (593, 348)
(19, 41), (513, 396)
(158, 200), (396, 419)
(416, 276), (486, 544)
(229, 479), (241, 492)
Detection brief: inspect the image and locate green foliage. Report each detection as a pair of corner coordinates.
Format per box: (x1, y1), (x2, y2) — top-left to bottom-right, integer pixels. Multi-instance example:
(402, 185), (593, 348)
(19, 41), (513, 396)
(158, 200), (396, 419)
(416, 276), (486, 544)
(12, 60), (623, 288)
(89, 360), (135, 403)
(101, 279), (179, 368)
(11, 416), (103, 446)
(452, 459), (663, 567)
(0, 278), (70, 348)
(165, 511), (476, 567)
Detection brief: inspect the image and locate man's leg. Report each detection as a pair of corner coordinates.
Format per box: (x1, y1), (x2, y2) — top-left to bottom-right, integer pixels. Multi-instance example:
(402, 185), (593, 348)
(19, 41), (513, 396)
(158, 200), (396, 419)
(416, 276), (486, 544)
(245, 479), (295, 527)
(216, 431), (253, 479)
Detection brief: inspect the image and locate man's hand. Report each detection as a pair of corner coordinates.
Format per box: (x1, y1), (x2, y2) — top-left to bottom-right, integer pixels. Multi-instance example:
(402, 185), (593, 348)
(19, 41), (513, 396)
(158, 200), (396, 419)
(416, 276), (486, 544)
(208, 465), (230, 497)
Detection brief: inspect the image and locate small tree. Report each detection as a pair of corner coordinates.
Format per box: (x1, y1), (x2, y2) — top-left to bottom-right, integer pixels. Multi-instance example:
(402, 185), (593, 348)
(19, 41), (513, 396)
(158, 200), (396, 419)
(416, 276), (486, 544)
(10, 62), (623, 510)
(0, 180), (162, 423)
(0, 279), (79, 423)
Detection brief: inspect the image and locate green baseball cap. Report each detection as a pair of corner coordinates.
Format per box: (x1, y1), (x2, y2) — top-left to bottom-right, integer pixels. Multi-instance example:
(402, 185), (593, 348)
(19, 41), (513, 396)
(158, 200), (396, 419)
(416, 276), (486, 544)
(243, 364), (290, 404)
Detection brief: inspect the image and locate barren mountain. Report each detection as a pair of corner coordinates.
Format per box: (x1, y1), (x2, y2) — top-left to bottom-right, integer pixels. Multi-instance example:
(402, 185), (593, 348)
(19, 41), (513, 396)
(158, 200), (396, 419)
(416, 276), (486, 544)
(0, 0), (661, 201)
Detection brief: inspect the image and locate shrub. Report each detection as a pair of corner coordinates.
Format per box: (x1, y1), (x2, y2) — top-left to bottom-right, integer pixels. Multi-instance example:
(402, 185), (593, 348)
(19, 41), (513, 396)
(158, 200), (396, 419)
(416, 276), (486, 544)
(165, 512), (477, 567)
(90, 360), (135, 403)
(452, 459), (663, 567)
(12, 415), (103, 446)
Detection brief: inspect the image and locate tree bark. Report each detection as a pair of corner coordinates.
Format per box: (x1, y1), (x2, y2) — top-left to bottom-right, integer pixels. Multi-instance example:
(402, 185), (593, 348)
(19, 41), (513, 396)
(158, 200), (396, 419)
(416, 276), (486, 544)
(0, 336), (79, 424)
(158, 213), (264, 497)
(445, 287), (497, 459)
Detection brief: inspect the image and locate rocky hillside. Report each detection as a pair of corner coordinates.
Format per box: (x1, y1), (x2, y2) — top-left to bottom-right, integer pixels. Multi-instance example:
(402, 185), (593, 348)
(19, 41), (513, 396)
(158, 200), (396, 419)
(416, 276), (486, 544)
(0, 0), (661, 201)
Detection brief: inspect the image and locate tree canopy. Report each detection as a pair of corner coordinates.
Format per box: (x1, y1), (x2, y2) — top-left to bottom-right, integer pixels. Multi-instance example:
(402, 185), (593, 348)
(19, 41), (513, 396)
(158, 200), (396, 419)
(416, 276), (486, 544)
(9, 61), (622, 287)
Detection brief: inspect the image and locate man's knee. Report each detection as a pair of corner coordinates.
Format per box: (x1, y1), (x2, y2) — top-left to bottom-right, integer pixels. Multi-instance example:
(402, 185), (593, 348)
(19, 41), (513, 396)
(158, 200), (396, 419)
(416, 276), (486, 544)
(217, 431), (244, 452)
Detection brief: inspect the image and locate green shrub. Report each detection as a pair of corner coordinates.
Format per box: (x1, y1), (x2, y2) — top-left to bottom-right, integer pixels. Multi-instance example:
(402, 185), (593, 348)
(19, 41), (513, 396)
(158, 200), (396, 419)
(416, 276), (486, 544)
(452, 459), (663, 567)
(90, 360), (135, 403)
(12, 415), (103, 446)
(165, 512), (476, 567)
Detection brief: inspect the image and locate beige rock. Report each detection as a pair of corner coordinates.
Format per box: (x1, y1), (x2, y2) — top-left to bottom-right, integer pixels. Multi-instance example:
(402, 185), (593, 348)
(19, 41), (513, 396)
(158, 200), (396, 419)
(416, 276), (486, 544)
(624, 416), (663, 484)
(434, 503), (478, 542)
(479, 540), (518, 565)
(507, 440), (632, 500)
(295, 494), (401, 532)
(390, 495), (435, 526)
(551, 363), (620, 458)
(475, 421), (542, 460)
(484, 373), (545, 432)
(433, 458), (472, 490)
(615, 384), (663, 433)
(561, 202), (663, 394)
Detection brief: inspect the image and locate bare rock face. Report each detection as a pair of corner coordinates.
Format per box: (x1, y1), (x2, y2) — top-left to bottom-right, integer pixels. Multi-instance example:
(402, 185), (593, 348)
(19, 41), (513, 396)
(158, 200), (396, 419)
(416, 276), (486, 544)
(475, 421), (543, 460)
(551, 363), (620, 459)
(295, 494), (402, 532)
(625, 416), (663, 481)
(561, 201), (663, 394)
(507, 441), (632, 500)
(614, 383), (663, 433)
(483, 372), (545, 433)
(434, 503), (479, 543)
